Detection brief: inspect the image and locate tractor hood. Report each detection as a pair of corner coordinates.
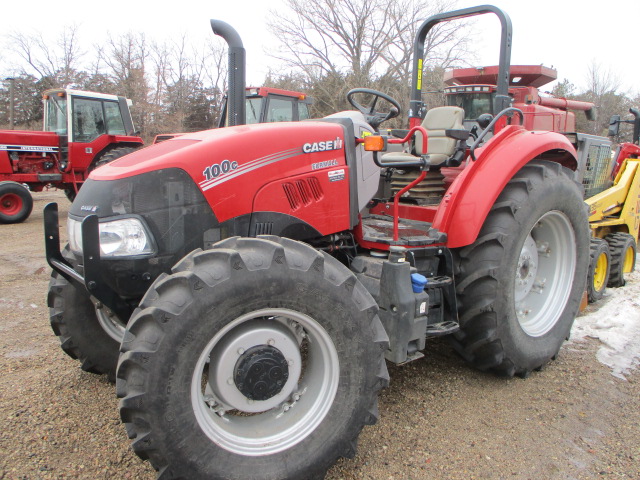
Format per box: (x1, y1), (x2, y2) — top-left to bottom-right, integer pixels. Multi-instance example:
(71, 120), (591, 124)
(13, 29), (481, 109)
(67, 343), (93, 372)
(90, 121), (350, 226)
(0, 129), (59, 148)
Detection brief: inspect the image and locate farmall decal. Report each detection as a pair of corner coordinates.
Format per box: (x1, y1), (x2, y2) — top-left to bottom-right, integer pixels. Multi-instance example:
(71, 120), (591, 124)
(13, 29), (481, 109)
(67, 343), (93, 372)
(302, 137), (343, 154)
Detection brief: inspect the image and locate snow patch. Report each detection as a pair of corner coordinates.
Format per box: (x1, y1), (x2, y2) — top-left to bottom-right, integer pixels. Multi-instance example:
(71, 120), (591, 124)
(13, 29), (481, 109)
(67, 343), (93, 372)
(570, 258), (640, 380)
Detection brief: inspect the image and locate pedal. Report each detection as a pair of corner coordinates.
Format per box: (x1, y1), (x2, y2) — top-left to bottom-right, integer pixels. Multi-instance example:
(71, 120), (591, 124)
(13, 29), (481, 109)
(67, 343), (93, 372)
(425, 321), (459, 336)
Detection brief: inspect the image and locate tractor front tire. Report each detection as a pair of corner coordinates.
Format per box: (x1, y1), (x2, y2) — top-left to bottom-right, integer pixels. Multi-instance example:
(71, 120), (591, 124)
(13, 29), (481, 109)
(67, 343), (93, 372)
(48, 248), (127, 380)
(117, 236), (389, 480)
(452, 161), (589, 377)
(587, 238), (610, 303)
(0, 181), (33, 224)
(605, 232), (636, 288)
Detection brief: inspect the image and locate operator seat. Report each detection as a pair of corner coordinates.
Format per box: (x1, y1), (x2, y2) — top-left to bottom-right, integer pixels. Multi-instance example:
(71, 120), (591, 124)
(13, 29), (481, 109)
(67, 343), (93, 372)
(381, 106), (465, 166)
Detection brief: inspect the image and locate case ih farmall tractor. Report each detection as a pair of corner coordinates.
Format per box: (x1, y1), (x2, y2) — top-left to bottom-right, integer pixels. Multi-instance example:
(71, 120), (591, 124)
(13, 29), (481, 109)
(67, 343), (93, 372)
(0, 89), (143, 223)
(45, 6), (590, 479)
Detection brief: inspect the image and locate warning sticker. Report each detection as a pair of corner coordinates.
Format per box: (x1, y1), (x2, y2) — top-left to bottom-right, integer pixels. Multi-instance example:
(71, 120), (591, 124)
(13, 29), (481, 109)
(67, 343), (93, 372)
(328, 169), (345, 182)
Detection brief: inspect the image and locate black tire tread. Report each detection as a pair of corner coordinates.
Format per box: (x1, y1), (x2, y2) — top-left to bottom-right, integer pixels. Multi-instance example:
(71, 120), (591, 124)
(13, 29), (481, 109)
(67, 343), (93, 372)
(605, 232), (636, 287)
(587, 237), (610, 303)
(451, 161), (588, 377)
(117, 236), (388, 479)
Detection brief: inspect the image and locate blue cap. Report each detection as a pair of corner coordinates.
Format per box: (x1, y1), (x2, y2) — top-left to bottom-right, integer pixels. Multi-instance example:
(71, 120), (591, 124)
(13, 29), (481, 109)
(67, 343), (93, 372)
(411, 273), (428, 293)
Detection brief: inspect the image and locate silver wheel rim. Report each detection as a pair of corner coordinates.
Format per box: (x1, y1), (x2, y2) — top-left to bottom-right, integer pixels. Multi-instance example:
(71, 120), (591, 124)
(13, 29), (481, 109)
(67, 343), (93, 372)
(514, 210), (576, 337)
(191, 308), (340, 456)
(95, 305), (126, 342)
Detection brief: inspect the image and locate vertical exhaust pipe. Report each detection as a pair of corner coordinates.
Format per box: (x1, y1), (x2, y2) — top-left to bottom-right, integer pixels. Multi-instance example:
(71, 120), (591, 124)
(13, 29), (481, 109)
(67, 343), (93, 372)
(210, 20), (246, 126)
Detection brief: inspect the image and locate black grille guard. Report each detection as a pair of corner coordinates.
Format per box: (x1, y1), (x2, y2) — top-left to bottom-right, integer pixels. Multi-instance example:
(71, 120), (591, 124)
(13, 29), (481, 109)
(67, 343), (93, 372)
(44, 202), (133, 321)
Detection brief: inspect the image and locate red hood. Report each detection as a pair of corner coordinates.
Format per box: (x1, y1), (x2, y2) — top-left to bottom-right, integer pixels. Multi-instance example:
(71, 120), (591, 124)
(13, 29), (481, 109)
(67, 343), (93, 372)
(0, 130), (59, 146)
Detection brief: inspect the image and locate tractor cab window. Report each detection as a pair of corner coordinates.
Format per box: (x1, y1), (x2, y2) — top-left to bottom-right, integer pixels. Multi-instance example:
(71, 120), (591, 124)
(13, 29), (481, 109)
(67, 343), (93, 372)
(298, 102), (310, 121)
(245, 97), (263, 124)
(44, 96), (68, 134)
(104, 101), (126, 135)
(72, 98), (107, 143)
(266, 96), (295, 122)
(446, 92), (495, 121)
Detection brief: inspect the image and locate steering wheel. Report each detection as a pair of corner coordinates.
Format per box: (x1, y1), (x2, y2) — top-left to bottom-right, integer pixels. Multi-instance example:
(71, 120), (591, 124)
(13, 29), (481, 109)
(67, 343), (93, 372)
(346, 88), (402, 129)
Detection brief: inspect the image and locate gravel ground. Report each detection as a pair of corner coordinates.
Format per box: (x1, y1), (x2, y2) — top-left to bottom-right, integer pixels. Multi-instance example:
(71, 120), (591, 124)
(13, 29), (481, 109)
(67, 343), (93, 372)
(1, 190), (639, 480)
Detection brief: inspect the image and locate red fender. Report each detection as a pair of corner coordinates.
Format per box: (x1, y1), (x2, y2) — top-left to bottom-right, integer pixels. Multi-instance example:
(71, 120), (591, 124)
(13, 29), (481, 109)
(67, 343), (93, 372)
(433, 125), (578, 248)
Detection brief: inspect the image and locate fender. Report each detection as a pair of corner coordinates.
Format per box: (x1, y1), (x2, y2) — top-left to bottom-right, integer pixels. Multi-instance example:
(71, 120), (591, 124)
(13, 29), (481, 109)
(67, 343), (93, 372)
(433, 125), (577, 248)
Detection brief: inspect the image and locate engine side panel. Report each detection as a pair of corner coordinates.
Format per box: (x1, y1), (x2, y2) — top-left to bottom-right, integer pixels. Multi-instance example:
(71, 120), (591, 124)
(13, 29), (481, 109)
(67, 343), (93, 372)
(92, 121), (353, 236)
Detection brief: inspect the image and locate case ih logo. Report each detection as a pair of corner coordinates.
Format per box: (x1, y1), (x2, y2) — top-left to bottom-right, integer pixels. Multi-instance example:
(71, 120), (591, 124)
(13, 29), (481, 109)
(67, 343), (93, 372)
(302, 137), (343, 154)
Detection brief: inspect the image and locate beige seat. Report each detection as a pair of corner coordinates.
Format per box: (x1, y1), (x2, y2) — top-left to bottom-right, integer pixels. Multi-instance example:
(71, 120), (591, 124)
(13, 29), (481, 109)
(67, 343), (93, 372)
(381, 106), (465, 166)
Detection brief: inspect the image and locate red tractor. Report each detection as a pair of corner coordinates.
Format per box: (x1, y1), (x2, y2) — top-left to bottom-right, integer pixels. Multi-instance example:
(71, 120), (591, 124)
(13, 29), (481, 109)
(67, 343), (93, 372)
(153, 86), (313, 143)
(45, 8), (590, 479)
(0, 89), (143, 223)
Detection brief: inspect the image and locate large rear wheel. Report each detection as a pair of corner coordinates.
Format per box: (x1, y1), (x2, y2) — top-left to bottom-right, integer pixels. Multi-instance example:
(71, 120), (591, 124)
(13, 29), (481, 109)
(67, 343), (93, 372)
(117, 236), (389, 479)
(65, 146), (138, 201)
(452, 161), (589, 377)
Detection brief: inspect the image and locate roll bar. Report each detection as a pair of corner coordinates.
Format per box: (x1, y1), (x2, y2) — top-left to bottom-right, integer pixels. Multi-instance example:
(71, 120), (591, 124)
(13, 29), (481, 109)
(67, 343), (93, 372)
(410, 5), (512, 126)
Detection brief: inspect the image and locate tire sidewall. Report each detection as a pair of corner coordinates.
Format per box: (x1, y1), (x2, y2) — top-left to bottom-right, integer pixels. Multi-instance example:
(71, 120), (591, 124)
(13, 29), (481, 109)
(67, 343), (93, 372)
(0, 181), (33, 224)
(489, 168), (588, 370)
(126, 254), (377, 479)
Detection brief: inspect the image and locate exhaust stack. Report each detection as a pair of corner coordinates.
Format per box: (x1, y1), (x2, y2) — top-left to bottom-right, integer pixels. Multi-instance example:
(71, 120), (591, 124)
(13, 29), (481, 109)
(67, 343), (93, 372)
(210, 20), (246, 126)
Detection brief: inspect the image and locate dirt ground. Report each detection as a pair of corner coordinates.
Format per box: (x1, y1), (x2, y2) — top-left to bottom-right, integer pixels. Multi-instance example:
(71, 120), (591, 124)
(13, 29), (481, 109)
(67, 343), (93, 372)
(1, 190), (638, 480)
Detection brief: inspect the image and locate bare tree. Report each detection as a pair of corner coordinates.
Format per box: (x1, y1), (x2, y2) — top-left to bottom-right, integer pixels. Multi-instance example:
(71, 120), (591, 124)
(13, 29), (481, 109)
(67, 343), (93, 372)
(267, 0), (473, 116)
(97, 32), (151, 135)
(580, 61), (629, 136)
(8, 25), (85, 87)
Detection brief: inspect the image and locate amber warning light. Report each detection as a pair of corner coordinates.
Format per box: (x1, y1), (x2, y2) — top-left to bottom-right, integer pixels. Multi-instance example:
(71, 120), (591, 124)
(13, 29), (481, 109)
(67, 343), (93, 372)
(362, 135), (387, 152)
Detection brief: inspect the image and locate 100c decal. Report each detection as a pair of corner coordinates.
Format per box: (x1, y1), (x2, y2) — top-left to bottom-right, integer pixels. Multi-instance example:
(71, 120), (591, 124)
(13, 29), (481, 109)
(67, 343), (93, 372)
(203, 159), (239, 181)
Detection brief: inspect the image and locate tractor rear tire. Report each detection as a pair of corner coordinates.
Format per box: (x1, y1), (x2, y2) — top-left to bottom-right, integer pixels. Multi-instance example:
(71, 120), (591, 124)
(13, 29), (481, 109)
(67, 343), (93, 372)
(452, 161), (589, 377)
(0, 181), (33, 224)
(587, 238), (610, 303)
(48, 247), (127, 381)
(65, 146), (138, 202)
(117, 236), (389, 480)
(605, 232), (637, 287)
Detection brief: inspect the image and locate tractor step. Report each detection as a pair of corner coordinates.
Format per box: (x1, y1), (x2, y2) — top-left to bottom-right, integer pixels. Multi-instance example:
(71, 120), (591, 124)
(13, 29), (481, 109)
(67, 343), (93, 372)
(424, 275), (452, 289)
(361, 215), (447, 246)
(425, 320), (460, 336)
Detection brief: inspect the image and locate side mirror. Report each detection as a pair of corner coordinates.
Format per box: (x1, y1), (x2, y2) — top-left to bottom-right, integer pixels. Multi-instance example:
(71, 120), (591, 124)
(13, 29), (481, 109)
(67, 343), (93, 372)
(608, 115), (621, 137)
(477, 114), (493, 130)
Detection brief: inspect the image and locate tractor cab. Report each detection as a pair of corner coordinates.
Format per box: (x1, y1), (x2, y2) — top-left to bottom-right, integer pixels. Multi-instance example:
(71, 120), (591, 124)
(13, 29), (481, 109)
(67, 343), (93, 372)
(43, 89), (136, 141)
(42, 89), (139, 172)
(218, 87), (313, 127)
(444, 84), (496, 123)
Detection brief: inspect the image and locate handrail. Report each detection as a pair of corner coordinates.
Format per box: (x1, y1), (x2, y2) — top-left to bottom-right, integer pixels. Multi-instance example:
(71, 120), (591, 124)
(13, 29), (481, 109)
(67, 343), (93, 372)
(469, 107), (524, 161)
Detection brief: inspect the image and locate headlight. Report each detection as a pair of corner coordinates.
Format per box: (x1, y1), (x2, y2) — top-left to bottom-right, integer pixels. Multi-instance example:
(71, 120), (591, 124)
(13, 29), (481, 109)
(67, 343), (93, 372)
(68, 216), (156, 258)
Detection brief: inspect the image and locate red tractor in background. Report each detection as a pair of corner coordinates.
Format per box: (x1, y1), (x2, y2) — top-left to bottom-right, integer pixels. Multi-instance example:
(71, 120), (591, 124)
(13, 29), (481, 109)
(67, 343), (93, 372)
(45, 7), (594, 479)
(0, 89), (143, 223)
(153, 86), (313, 143)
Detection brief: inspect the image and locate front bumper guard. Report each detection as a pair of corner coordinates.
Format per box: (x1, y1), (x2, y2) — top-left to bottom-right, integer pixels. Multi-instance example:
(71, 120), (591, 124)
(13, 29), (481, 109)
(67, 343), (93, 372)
(44, 202), (132, 321)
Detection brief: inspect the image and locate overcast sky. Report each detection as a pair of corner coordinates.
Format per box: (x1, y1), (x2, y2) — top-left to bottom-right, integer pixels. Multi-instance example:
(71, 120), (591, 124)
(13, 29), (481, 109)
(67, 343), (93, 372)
(3, 0), (639, 95)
